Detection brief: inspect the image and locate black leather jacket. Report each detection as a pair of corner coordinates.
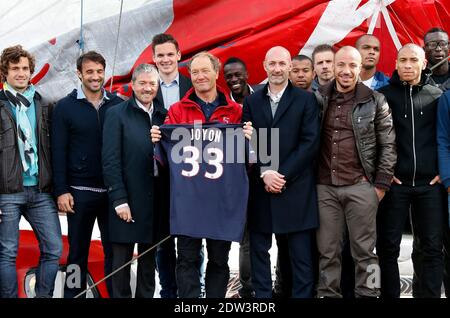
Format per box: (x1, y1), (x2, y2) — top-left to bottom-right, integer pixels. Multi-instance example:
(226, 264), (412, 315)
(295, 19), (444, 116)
(315, 81), (397, 189)
(0, 90), (53, 193)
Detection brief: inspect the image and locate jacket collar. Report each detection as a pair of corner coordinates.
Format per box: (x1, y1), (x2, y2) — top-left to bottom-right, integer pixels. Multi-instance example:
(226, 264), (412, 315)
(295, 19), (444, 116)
(129, 93), (166, 117)
(182, 85), (234, 109)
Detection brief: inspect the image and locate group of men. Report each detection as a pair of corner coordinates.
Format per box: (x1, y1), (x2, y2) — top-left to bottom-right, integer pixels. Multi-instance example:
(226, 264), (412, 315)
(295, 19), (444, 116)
(0, 26), (449, 299)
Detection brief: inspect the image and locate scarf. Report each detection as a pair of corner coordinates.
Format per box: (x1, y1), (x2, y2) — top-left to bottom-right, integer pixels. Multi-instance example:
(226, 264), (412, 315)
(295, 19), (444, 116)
(3, 82), (38, 177)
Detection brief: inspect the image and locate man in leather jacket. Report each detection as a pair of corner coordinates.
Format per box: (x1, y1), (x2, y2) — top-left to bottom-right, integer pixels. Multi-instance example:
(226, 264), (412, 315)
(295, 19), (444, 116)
(314, 46), (396, 298)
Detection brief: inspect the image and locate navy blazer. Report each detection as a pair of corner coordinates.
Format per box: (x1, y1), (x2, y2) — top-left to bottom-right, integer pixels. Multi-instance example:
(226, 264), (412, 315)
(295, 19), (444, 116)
(242, 82), (320, 234)
(102, 97), (168, 243)
(155, 73), (192, 108)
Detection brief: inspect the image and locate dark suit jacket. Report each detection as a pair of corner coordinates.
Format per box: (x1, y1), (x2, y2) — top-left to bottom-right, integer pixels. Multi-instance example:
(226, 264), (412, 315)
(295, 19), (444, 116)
(242, 82), (320, 234)
(155, 73), (192, 109)
(102, 96), (168, 243)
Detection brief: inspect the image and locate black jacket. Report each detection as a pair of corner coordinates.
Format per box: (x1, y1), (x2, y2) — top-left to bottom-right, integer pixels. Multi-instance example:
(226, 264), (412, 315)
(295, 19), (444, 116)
(378, 70), (442, 186)
(316, 81), (397, 189)
(0, 90), (53, 193)
(243, 82), (320, 234)
(102, 97), (168, 243)
(155, 73), (192, 108)
(51, 89), (123, 196)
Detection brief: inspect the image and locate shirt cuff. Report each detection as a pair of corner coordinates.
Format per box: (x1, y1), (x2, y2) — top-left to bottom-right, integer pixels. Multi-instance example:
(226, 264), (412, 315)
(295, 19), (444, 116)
(114, 203), (129, 212)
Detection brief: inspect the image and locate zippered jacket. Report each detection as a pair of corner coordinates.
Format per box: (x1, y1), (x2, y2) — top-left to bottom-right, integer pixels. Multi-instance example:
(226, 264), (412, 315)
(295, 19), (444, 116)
(164, 86), (242, 124)
(0, 90), (53, 193)
(437, 90), (450, 190)
(378, 70), (443, 186)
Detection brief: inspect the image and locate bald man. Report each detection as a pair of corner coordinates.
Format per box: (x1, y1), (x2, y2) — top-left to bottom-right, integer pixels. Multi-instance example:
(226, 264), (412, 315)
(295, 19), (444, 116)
(243, 46), (320, 298)
(355, 34), (390, 90)
(314, 46), (396, 298)
(377, 44), (446, 298)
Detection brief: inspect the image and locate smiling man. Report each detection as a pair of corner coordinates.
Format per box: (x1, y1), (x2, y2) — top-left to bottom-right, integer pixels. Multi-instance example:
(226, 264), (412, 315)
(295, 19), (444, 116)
(52, 51), (123, 298)
(356, 34), (390, 90)
(424, 27), (450, 91)
(150, 51), (253, 298)
(314, 46), (396, 298)
(0, 45), (63, 298)
(102, 64), (168, 298)
(223, 57), (257, 105)
(152, 33), (192, 109)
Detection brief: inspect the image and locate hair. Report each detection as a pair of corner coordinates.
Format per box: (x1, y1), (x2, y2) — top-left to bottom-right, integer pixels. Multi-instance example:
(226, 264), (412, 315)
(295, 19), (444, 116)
(424, 27), (448, 41)
(355, 34), (380, 48)
(223, 57), (247, 70)
(131, 63), (160, 82)
(292, 54), (313, 65)
(312, 44), (335, 63)
(0, 45), (35, 82)
(151, 33), (180, 53)
(187, 51), (221, 73)
(76, 51), (106, 72)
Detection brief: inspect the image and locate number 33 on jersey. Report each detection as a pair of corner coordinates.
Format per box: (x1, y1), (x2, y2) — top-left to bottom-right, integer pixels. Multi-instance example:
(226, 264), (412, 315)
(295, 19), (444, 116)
(154, 122), (252, 242)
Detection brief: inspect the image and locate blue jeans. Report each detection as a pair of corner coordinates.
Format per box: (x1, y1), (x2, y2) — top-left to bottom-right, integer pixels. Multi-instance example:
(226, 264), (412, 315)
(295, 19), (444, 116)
(0, 187), (62, 298)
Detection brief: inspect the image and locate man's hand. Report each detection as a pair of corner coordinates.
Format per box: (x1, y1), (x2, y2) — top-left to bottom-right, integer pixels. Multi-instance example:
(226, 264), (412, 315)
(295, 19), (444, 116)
(115, 205), (133, 223)
(374, 187), (386, 202)
(151, 125), (162, 143)
(243, 121), (253, 140)
(57, 193), (75, 213)
(429, 175), (441, 185)
(262, 170), (286, 193)
(392, 176), (402, 184)
(447, 186), (450, 193)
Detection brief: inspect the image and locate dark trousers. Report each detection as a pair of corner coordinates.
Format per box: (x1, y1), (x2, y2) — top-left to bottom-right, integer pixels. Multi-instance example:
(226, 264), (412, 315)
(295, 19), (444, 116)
(176, 236), (231, 298)
(111, 243), (156, 298)
(443, 220), (450, 298)
(250, 230), (315, 298)
(156, 238), (178, 298)
(238, 225), (254, 297)
(156, 237), (206, 298)
(377, 184), (445, 298)
(273, 234), (292, 298)
(64, 189), (113, 298)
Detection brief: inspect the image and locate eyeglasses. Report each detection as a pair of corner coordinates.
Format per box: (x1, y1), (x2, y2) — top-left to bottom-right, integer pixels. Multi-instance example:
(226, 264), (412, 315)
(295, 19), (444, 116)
(425, 40), (449, 50)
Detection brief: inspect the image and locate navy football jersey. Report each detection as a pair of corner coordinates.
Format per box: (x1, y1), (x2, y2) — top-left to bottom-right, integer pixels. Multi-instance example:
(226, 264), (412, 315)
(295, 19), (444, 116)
(155, 122), (250, 242)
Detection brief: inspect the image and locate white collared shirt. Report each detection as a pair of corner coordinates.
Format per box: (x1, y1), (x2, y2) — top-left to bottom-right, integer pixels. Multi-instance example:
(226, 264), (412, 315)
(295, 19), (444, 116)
(229, 84), (255, 104)
(135, 98), (154, 123)
(267, 83), (288, 104)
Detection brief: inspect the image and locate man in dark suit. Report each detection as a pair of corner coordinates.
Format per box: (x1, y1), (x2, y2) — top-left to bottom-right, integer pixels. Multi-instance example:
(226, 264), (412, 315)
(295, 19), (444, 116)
(152, 33), (192, 109)
(102, 64), (168, 298)
(151, 33), (197, 298)
(243, 46), (320, 298)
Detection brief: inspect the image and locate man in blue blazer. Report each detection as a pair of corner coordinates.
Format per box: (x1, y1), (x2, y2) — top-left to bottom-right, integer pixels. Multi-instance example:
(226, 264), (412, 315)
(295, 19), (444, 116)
(243, 46), (320, 298)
